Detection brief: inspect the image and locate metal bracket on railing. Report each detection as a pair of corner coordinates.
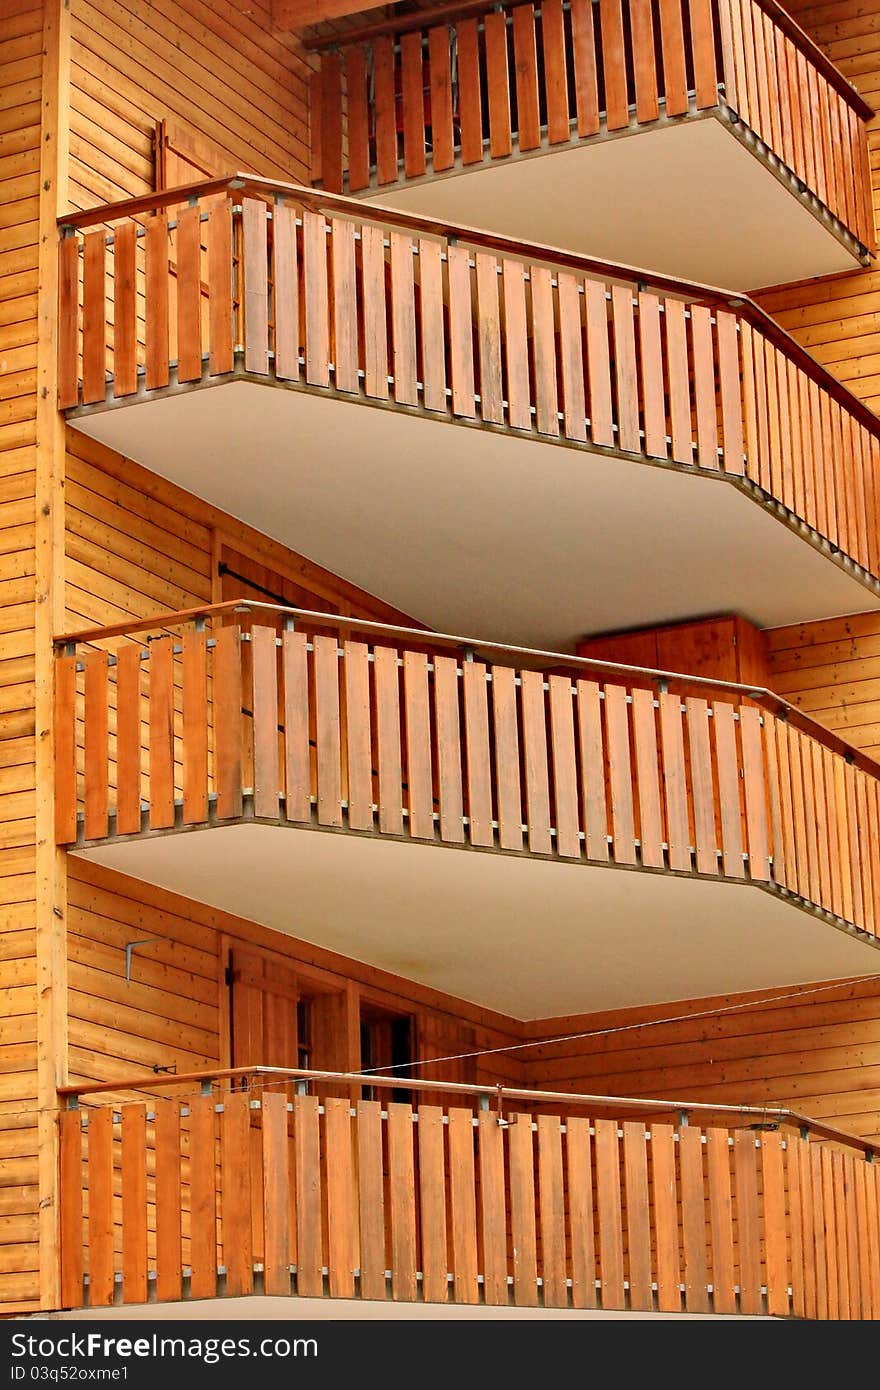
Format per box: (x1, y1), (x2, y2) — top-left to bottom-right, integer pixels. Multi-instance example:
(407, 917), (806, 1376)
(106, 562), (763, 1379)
(678, 1110), (689, 1127)
(193, 616), (207, 634)
(200, 1079), (213, 1097)
(295, 1079), (309, 1096)
(800, 1126), (810, 1142)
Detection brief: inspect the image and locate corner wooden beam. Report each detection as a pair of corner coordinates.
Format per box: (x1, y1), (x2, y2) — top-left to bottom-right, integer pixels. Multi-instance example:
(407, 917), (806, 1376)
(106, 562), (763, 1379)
(272, 0), (391, 31)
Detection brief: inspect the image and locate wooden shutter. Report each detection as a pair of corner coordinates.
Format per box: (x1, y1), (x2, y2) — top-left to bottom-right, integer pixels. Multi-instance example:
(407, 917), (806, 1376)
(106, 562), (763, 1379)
(229, 947), (300, 1069)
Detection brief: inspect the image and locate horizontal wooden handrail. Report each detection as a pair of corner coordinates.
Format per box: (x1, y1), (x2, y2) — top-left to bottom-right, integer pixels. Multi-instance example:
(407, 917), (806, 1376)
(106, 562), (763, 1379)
(301, 0), (873, 121)
(52, 599), (880, 780)
(56, 173), (880, 437)
(57, 1065), (880, 1157)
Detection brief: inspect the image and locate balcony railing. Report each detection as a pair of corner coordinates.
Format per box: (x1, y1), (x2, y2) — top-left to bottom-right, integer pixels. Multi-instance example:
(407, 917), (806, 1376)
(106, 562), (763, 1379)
(306, 0), (874, 253)
(58, 1066), (880, 1316)
(54, 602), (880, 943)
(57, 177), (880, 592)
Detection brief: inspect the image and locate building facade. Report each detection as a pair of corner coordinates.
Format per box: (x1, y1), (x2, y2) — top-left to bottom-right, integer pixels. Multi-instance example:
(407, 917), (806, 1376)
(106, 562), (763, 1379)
(3, 0), (880, 1319)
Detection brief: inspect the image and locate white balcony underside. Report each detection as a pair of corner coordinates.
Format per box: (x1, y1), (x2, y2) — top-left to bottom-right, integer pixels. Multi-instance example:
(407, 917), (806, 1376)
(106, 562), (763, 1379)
(70, 381), (880, 651)
(74, 825), (880, 1018)
(369, 115), (861, 290)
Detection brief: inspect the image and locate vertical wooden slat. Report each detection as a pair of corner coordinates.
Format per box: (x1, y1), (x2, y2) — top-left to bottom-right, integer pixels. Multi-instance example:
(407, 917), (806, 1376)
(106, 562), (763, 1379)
(600, 0), (629, 130)
(293, 1093), (323, 1298)
(537, 1114), (567, 1308)
(713, 701), (744, 878)
(665, 296), (693, 463)
(740, 704), (769, 881)
(630, 0), (659, 122)
(508, 1112), (538, 1307)
(419, 238), (446, 412)
(83, 650), (109, 841)
(659, 0), (689, 115)
(570, 0), (600, 135)
(686, 697), (717, 875)
(343, 640), (372, 831)
(578, 679), (609, 862)
(484, 10), (512, 158)
(631, 686), (663, 869)
(113, 221), (137, 396)
(567, 1115), (597, 1308)
(400, 32), (427, 179)
(390, 230), (418, 406)
(679, 1124), (709, 1313)
(659, 689), (690, 871)
(605, 683), (636, 865)
(717, 310), (745, 473)
(689, 0), (719, 107)
(182, 629), (208, 826)
(457, 18), (484, 164)
(374, 644), (403, 836)
(332, 217), (358, 394)
(241, 198), (269, 366)
(418, 1104), (448, 1305)
(542, 0), (570, 142)
(427, 26), (455, 172)
(114, 645), (141, 837)
(261, 1091), (291, 1297)
(434, 654), (464, 843)
(252, 625), (280, 820)
(463, 659), (493, 848)
(734, 1128), (762, 1315)
(651, 1122), (681, 1312)
(314, 633), (342, 828)
(387, 1103), (418, 1302)
(594, 1117), (624, 1310)
(521, 668), (552, 855)
(492, 665), (523, 852)
(361, 222), (388, 400)
(448, 1108), (479, 1304)
(189, 1094), (217, 1300)
(58, 235), (80, 409)
(145, 213), (169, 390)
(373, 37), (399, 184)
(319, 52), (343, 192)
(176, 203), (203, 383)
(208, 198), (233, 376)
(345, 47), (370, 191)
(475, 252), (504, 425)
(786, 1132), (806, 1320)
(283, 629), (310, 823)
(325, 1096), (355, 1299)
(558, 272), (587, 442)
(148, 635), (175, 831)
(549, 674), (580, 858)
(87, 1108), (115, 1307)
(612, 284), (639, 454)
(121, 1104), (148, 1304)
(448, 244), (476, 417)
(59, 1110), (84, 1308)
(214, 624), (243, 820)
(357, 1101), (387, 1301)
(153, 1098), (182, 1303)
(502, 258), (530, 431)
(220, 1091), (253, 1297)
(638, 291), (666, 459)
(403, 649), (433, 840)
(513, 4), (541, 149)
(478, 1111), (508, 1306)
(81, 229), (106, 404)
(762, 1129), (789, 1317)
(586, 276), (613, 447)
(531, 266), (559, 437)
(691, 304), (719, 469)
(303, 210), (330, 387)
(622, 1121), (652, 1311)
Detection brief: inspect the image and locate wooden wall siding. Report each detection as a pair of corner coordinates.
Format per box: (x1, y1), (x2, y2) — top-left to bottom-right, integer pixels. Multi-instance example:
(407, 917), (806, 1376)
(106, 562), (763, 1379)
(756, 0), (880, 415)
(59, 184), (880, 589)
(0, 0), (45, 1314)
(309, 0), (874, 251)
(66, 854), (524, 1094)
(769, 611), (880, 762)
(59, 1084), (880, 1317)
(66, 0), (314, 213)
(527, 975), (880, 1144)
(55, 608), (880, 944)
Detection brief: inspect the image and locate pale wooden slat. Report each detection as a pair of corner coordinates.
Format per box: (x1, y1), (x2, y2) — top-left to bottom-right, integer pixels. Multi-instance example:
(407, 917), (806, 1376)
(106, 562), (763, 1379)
(502, 258), (531, 431)
(622, 1120), (652, 1310)
(357, 1101), (387, 1301)
(690, 304), (719, 469)
(283, 629), (310, 823)
(659, 689), (690, 872)
(448, 244), (476, 417)
(566, 1115), (597, 1308)
(325, 1096), (355, 1299)
(374, 644), (403, 836)
(390, 230), (418, 406)
(262, 1090), (291, 1297)
(387, 1102), (418, 1301)
(220, 1091), (253, 1297)
(448, 1108), (479, 1304)
(303, 209), (330, 387)
(293, 1094), (323, 1298)
(537, 1114), (567, 1307)
(361, 222), (388, 399)
(549, 674), (580, 858)
(734, 1128), (762, 1315)
(112, 644), (140, 837)
(740, 704), (769, 881)
(638, 291), (666, 459)
(651, 1122), (682, 1312)
(403, 649), (433, 840)
(112, 221), (137, 396)
(762, 1129), (790, 1316)
(558, 272), (587, 442)
(148, 635), (174, 831)
(252, 625), (280, 820)
(680, 1124), (709, 1312)
(331, 217), (358, 393)
(189, 1095), (217, 1300)
(434, 654), (464, 843)
(207, 198), (233, 376)
(314, 633), (342, 827)
(417, 1104), (448, 1305)
(145, 213), (170, 391)
(182, 629), (208, 826)
(611, 284), (639, 454)
(686, 697), (717, 875)
(121, 1103), (148, 1304)
(492, 664), (523, 852)
(713, 700), (744, 878)
(343, 640), (372, 831)
(577, 679), (609, 861)
(665, 296), (693, 464)
(81, 230), (106, 404)
(475, 252), (504, 425)
(214, 624), (243, 821)
(418, 238), (446, 412)
(605, 683), (636, 865)
(175, 203), (202, 383)
(153, 1100), (182, 1303)
(631, 686), (663, 869)
(594, 1117), (624, 1310)
(508, 1111), (538, 1307)
(521, 668), (552, 855)
(478, 1111), (508, 1306)
(463, 659), (493, 848)
(531, 266), (559, 437)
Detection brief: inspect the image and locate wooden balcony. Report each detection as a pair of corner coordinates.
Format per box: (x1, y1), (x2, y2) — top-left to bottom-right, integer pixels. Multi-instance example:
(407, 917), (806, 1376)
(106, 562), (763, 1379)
(57, 1066), (880, 1318)
(306, 0), (875, 288)
(58, 180), (880, 650)
(54, 604), (880, 1016)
